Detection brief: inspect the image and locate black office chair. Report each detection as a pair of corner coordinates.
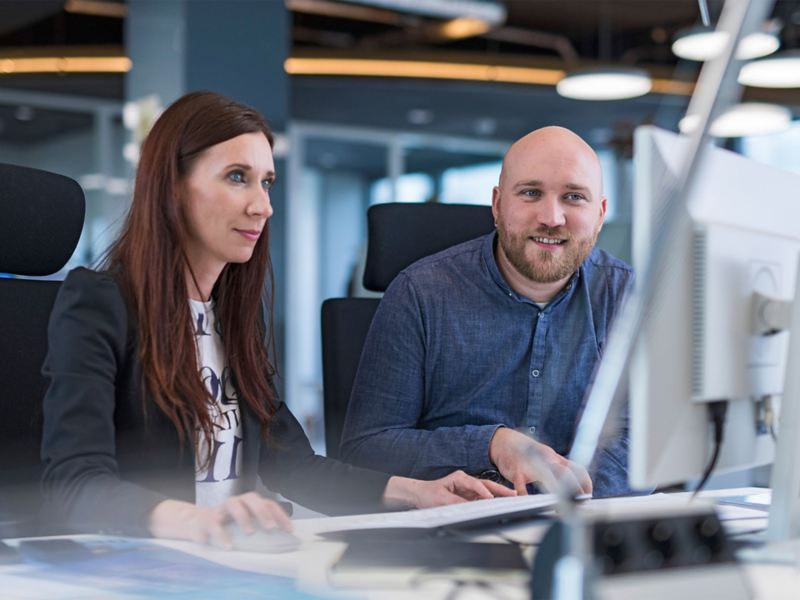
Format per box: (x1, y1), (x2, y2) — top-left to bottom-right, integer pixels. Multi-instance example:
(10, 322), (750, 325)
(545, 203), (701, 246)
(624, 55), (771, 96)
(321, 203), (494, 458)
(0, 163), (85, 536)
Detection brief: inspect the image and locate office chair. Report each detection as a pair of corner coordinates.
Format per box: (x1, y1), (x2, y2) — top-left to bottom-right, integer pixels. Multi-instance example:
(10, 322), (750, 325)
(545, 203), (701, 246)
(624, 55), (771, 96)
(0, 163), (85, 536)
(321, 203), (494, 458)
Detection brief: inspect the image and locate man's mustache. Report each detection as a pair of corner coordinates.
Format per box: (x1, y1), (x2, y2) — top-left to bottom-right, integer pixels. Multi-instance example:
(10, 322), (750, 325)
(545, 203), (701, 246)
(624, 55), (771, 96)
(530, 225), (570, 240)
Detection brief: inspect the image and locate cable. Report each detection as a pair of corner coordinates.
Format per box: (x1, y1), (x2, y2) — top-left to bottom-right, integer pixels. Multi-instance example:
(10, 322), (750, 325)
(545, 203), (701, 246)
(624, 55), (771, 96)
(692, 400), (728, 498)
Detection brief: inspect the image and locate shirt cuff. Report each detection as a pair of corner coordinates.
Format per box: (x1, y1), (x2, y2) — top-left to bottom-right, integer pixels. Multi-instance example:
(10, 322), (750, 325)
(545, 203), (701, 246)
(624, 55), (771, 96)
(467, 424), (506, 474)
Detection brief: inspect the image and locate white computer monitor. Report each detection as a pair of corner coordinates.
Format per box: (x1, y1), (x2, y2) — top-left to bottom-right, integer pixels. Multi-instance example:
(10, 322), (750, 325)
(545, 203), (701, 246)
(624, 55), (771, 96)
(629, 125), (800, 493)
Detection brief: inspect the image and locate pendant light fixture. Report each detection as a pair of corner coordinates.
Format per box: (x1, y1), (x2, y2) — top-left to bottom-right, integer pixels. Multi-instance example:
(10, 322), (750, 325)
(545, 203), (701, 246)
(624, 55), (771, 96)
(679, 102), (792, 137)
(556, 6), (652, 102)
(738, 50), (800, 88)
(556, 67), (652, 101)
(672, 27), (780, 62)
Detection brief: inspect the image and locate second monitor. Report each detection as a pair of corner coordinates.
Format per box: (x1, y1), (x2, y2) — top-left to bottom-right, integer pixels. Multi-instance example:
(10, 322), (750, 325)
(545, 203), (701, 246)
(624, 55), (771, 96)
(629, 125), (800, 490)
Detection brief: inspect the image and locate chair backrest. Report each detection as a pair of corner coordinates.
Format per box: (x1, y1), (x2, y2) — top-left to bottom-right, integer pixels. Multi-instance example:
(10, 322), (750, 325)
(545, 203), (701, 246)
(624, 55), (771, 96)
(363, 202), (495, 292)
(321, 298), (380, 459)
(321, 203), (494, 458)
(0, 163), (85, 533)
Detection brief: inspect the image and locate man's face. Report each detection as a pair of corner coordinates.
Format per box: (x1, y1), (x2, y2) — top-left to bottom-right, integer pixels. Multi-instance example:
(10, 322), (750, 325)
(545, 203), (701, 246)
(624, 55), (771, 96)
(492, 130), (606, 285)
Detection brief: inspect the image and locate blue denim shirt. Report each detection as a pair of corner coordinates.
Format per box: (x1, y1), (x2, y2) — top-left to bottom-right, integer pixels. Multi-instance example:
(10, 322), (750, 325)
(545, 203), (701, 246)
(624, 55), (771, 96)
(340, 232), (634, 497)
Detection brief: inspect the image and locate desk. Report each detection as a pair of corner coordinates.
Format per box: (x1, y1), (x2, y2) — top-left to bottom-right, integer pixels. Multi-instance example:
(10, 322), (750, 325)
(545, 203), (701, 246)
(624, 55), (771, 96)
(0, 489), (792, 600)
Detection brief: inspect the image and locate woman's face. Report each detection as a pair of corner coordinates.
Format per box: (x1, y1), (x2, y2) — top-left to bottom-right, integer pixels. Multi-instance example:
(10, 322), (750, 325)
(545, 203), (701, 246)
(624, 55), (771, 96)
(181, 132), (274, 278)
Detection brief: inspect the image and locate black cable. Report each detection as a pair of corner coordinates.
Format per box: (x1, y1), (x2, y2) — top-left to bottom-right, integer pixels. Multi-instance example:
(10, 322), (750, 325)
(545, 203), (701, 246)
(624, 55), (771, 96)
(692, 400), (728, 498)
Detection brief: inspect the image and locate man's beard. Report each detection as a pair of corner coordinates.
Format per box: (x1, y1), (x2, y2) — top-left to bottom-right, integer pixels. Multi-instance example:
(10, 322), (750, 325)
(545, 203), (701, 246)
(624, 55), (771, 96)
(497, 223), (599, 284)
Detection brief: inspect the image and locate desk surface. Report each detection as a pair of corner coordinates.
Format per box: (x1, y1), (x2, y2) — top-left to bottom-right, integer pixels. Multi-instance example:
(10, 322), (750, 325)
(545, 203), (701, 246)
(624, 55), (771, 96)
(1, 488), (793, 600)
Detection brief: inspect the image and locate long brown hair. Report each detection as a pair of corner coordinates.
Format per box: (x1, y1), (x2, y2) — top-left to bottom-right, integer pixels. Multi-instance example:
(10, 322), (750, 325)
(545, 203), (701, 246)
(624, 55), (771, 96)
(104, 91), (277, 456)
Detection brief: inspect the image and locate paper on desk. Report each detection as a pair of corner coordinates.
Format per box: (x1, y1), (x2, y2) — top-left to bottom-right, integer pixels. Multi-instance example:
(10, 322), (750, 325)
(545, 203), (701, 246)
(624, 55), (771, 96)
(292, 494), (558, 538)
(745, 491), (771, 506)
(1, 536), (333, 599)
(715, 503), (769, 521)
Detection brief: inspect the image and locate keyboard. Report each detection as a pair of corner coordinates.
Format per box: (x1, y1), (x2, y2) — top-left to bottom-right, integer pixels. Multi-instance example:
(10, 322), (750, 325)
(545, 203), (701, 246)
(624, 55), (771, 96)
(293, 494), (558, 539)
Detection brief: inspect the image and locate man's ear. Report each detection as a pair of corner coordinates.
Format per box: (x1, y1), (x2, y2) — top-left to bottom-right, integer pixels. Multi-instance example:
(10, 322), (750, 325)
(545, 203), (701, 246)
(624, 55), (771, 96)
(491, 186), (501, 226)
(598, 196), (608, 230)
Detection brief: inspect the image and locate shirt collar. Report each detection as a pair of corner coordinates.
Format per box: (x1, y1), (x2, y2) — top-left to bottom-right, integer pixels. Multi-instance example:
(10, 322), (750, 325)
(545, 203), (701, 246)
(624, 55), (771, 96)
(481, 231), (582, 310)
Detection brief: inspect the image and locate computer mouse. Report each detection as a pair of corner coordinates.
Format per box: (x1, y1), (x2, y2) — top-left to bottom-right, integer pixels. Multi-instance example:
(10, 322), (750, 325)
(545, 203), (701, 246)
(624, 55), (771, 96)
(226, 524), (302, 553)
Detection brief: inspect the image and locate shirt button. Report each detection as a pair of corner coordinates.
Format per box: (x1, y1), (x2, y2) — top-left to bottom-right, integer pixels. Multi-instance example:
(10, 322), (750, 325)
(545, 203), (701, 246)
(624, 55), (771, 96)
(531, 369), (540, 378)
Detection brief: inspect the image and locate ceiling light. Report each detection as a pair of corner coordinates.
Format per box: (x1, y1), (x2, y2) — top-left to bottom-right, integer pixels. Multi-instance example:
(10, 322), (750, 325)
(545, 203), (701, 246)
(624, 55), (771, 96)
(737, 31), (781, 59)
(679, 102), (792, 137)
(285, 57), (690, 96)
(344, 0), (506, 25)
(0, 55), (131, 75)
(556, 67), (652, 101)
(438, 17), (491, 40)
(738, 51), (800, 88)
(671, 27), (780, 61)
(64, 0), (127, 18)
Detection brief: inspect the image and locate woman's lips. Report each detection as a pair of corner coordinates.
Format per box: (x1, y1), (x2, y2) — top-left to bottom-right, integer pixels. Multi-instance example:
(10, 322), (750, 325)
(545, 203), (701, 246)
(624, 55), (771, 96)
(235, 229), (261, 242)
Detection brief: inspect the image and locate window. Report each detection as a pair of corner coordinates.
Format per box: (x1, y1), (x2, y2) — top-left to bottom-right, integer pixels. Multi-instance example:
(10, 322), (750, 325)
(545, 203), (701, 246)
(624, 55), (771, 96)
(369, 173), (434, 204)
(440, 161), (501, 205)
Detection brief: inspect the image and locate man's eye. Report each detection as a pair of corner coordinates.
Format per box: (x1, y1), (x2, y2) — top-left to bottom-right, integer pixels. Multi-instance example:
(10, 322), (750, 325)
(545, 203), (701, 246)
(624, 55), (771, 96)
(522, 189), (541, 198)
(228, 171), (245, 183)
(262, 179), (274, 191)
(565, 193), (586, 202)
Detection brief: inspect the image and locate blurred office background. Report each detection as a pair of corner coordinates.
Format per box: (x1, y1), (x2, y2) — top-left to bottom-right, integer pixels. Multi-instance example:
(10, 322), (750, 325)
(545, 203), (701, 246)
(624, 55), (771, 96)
(1, 0), (798, 452)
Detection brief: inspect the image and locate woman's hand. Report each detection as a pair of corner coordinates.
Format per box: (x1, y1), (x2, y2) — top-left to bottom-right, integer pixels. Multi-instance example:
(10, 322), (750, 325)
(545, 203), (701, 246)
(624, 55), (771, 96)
(147, 491), (292, 548)
(383, 471), (516, 510)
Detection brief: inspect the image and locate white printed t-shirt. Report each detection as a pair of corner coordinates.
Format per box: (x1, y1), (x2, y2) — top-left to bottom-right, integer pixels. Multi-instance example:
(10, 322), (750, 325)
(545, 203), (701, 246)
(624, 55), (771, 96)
(191, 299), (245, 507)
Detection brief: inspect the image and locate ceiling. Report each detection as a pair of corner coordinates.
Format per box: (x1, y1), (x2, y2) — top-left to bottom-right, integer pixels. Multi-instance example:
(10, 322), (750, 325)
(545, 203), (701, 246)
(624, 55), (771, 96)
(0, 0), (797, 149)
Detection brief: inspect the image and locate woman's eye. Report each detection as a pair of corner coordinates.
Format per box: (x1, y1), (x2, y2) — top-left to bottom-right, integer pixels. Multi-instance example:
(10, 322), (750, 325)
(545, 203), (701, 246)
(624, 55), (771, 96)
(262, 179), (274, 191)
(228, 171), (245, 184)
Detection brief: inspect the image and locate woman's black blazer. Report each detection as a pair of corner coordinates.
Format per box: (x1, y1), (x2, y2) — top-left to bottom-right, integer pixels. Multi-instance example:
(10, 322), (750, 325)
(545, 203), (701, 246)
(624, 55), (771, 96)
(41, 268), (390, 536)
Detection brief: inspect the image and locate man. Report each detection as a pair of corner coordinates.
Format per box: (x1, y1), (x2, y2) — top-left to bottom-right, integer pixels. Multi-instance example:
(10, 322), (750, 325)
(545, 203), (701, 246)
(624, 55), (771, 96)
(340, 126), (633, 497)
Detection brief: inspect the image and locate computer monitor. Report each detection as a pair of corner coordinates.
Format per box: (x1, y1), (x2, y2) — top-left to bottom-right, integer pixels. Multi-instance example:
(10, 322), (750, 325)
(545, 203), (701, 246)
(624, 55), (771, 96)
(628, 126), (800, 504)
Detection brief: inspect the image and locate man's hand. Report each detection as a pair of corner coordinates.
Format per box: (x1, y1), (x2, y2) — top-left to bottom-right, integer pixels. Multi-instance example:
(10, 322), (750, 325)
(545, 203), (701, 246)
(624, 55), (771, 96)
(384, 471), (516, 509)
(489, 428), (592, 496)
(148, 492), (292, 548)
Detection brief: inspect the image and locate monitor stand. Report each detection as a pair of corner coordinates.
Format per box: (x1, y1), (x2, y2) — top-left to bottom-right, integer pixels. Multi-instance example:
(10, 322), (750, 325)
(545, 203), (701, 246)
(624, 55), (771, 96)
(763, 258), (800, 553)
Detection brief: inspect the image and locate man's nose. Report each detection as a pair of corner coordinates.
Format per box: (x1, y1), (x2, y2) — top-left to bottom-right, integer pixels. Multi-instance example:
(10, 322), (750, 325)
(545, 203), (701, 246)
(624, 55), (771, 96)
(537, 196), (566, 228)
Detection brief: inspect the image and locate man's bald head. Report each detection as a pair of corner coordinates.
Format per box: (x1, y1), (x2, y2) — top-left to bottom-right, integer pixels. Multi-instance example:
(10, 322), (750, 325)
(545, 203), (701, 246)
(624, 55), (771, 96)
(499, 126), (603, 197)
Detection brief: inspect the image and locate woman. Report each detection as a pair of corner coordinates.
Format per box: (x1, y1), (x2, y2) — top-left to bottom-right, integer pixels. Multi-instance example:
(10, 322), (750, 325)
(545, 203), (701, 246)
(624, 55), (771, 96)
(41, 91), (511, 547)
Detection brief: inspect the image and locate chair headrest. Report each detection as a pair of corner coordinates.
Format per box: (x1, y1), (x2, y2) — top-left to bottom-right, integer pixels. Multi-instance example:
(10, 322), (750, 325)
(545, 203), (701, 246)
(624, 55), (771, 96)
(0, 163), (85, 276)
(363, 203), (495, 292)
